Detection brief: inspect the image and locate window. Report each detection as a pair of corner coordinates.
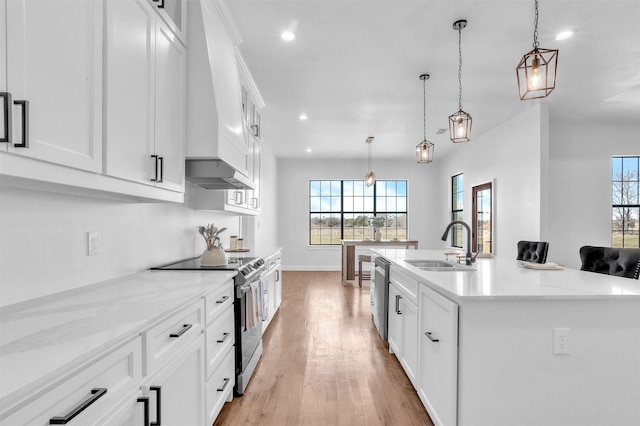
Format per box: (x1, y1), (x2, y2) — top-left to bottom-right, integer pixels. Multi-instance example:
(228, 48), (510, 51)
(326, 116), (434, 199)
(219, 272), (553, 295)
(612, 156), (639, 248)
(309, 180), (408, 245)
(451, 173), (463, 248)
(472, 182), (492, 254)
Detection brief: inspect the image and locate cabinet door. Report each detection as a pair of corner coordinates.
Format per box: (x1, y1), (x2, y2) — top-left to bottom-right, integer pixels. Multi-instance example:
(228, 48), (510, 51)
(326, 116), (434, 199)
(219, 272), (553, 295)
(145, 337), (205, 426)
(104, 0), (155, 185)
(274, 266), (282, 311)
(149, 0), (187, 44)
(419, 287), (458, 426)
(247, 140), (261, 210)
(153, 20), (186, 192)
(387, 283), (402, 357)
(401, 298), (419, 387)
(98, 391), (146, 426)
(4, 0), (102, 171)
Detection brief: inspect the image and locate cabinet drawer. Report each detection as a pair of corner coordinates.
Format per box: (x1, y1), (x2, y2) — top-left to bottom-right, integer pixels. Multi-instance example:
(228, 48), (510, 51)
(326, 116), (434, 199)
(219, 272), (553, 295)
(205, 282), (234, 325)
(390, 265), (419, 303)
(1, 337), (142, 425)
(205, 347), (234, 425)
(143, 300), (204, 375)
(205, 305), (235, 379)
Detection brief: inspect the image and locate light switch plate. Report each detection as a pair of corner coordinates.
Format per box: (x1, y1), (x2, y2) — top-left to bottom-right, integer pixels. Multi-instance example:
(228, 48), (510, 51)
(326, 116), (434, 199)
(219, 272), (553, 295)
(88, 232), (99, 256)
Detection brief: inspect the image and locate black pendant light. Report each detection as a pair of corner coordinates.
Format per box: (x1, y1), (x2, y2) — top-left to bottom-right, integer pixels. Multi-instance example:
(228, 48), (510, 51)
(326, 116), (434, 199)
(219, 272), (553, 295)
(416, 74), (434, 164)
(516, 0), (558, 100)
(448, 19), (472, 143)
(364, 136), (375, 187)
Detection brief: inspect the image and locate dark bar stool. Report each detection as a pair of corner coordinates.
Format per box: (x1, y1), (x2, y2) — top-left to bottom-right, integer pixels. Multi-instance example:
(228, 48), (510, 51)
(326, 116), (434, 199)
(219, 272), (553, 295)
(517, 241), (549, 264)
(358, 255), (372, 287)
(579, 246), (640, 279)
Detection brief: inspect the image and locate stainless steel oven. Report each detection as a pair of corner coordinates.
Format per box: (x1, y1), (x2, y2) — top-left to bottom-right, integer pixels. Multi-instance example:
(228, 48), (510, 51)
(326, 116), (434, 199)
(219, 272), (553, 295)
(151, 256), (266, 396)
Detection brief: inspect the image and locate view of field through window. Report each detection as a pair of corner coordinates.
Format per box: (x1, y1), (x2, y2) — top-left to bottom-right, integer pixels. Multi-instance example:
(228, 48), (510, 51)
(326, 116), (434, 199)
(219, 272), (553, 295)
(612, 156), (640, 248)
(309, 180), (408, 245)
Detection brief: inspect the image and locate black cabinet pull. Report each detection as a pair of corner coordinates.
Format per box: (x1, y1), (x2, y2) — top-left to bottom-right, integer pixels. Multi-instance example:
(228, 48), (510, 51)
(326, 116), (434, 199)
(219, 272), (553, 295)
(137, 396), (150, 426)
(151, 155), (159, 182)
(215, 295), (229, 304)
(150, 386), (161, 426)
(153, 0), (165, 8)
(395, 294), (402, 315)
(49, 388), (107, 424)
(0, 92), (12, 143)
(13, 100), (29, 148)
(216, 332), (230, 343)
(217, 378), (230, 392)
(158, 156), (164, 182)
(425, 332), (440, 343)
(169, 323), (192, 338)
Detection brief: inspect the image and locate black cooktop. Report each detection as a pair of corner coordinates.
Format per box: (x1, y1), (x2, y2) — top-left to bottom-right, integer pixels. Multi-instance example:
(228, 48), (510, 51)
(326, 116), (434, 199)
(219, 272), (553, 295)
(151, 256), (257, 271)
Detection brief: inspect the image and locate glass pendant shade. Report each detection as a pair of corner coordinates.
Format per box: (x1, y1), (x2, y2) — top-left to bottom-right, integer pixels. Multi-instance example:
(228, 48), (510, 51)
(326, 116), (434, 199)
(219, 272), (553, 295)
(516, 47), (558, 100)
(449, 19), (472, 144)
(448, 109), (472, 143)
(416, 73), (434, 164)
(517, 0), (558, 100)
(365, 171), (376, 187)
(416, 140), (434, 163)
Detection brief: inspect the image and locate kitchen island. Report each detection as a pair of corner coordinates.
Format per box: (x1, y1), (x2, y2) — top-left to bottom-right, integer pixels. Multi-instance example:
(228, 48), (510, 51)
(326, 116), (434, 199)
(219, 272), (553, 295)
(375, 249), (640, 426)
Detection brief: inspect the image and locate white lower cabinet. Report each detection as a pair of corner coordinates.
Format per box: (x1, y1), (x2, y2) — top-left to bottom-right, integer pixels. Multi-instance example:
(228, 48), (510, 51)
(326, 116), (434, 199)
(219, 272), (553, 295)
(205, 345), (234, 425)
(388, 266), (419, 387)
(418, 285), (458, 426)
(142, 337), (205, 426)
(1, 337), (142, 425)
(262, 250), (283, 333)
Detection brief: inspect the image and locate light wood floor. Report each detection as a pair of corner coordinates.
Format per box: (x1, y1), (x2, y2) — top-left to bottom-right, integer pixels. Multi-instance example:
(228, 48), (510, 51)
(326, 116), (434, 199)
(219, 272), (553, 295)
(214, 271), (434, 426)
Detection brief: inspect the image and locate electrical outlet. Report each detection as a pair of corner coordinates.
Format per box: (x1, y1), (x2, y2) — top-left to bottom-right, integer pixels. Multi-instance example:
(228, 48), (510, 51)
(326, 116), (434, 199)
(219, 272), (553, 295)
(553, 327), (571, 355)
(88, 232), (100, 256)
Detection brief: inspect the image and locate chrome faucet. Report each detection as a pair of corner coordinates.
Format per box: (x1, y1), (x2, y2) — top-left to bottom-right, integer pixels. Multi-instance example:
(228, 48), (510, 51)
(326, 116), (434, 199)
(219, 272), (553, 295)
(441, 220), (475, 265)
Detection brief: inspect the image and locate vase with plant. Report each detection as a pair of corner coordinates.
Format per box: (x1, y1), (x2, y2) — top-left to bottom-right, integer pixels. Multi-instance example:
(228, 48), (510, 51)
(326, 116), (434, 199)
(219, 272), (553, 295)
(198, 223), (228, 266)
(370, 216), (386, 241)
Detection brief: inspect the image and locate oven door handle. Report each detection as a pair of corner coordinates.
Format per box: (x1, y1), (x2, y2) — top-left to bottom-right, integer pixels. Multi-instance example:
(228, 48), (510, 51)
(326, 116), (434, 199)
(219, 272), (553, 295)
(239, 284), (252, 295)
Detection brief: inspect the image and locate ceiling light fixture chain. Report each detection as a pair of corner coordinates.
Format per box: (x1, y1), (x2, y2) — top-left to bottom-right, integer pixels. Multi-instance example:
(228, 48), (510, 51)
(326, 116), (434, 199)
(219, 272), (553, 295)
(423, 75), (427, 140)
(532, 0), (539, 48)
(457, 24), (463, 110)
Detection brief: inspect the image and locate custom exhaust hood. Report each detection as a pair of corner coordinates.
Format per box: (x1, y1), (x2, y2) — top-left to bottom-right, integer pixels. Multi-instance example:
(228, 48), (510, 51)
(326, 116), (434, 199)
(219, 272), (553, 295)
(185, 0), (255, 191)
(185, 159), (254, 190)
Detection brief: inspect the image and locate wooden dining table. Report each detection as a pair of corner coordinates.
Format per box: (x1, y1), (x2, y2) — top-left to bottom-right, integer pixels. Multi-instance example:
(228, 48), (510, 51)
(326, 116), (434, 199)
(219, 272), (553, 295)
(341, 239), (419, 282)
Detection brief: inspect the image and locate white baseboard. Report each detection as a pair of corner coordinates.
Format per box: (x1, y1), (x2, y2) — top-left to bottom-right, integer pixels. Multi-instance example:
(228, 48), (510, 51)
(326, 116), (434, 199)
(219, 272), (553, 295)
(282, 265), (341, 271)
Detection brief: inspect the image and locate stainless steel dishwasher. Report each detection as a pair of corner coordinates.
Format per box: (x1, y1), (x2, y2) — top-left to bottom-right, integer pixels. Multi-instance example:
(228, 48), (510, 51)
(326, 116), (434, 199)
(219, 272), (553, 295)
(373, 257), (391, 341)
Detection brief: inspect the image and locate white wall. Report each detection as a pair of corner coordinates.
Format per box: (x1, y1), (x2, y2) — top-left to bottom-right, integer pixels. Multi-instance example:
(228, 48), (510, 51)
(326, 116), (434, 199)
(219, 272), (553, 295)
(0, 184), (240, 306)
(547, 122), (640, 269)
(437, 104), (547, 258)
(277, 157), (441, 270)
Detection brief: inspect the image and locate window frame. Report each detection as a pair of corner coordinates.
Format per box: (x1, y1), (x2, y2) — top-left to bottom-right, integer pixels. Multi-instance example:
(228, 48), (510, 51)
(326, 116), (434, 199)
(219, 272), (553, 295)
(451, 173), (464, 248)
(309, 179), (408, 245)
(612, 156), (639, 248)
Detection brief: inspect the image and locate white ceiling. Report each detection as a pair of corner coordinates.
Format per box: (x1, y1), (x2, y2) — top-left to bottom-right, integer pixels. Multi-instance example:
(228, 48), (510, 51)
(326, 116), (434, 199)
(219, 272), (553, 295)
(225, 0), (640, 160)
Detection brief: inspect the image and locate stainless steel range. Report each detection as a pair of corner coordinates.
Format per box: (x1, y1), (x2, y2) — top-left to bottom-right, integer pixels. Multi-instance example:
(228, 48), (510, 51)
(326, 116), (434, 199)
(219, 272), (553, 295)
(152, 256), (266, 395)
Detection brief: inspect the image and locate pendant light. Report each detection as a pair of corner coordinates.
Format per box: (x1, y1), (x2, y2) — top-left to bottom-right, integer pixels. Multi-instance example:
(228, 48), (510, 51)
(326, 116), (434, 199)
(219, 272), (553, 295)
(448, 19), (472, 143)
(516, 0), (558, 100)
(416, 74), (434, 164)
(365, 136), (375, 187)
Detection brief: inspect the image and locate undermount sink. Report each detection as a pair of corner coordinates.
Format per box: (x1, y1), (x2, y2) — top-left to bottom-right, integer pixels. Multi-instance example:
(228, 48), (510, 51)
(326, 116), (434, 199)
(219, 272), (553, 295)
(404, 259), (476, 272)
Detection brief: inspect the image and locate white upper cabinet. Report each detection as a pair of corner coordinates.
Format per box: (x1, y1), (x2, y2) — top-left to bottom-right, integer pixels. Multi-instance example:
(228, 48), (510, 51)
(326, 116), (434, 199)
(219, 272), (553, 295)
(149, 0), (187, 44)
(1, 0), (102, 172)
(104, 0), (186, 193)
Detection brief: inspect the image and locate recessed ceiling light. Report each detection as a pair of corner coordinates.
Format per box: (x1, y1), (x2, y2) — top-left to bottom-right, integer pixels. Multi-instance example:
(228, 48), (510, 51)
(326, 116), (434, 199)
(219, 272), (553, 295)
(299, 114), (308, 120)
(281, 31), (295, 41)
(306, 148), (312, 153)
(555, 30), (574, 40)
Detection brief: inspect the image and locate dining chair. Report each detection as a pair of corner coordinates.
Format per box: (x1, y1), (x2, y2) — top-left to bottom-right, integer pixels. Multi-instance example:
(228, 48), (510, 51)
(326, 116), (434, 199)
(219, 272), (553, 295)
(516, 241), (549, 264)
(579, 246), (640, 279)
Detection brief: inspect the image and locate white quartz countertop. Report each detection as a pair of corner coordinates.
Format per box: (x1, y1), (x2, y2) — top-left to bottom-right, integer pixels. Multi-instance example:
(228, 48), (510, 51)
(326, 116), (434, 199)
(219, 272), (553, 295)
(375, 249), (640, 300)
(0, 270), (236, 408)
